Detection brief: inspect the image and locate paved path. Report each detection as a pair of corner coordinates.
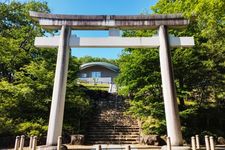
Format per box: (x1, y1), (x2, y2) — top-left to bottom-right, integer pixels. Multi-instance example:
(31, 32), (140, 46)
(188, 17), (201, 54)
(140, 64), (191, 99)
(2, 144), (225, 150)
(66, 144), (161, 150)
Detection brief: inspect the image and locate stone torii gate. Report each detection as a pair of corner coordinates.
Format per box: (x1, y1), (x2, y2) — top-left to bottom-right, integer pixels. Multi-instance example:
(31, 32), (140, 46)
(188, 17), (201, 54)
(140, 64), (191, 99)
(30, 11), (194, 149)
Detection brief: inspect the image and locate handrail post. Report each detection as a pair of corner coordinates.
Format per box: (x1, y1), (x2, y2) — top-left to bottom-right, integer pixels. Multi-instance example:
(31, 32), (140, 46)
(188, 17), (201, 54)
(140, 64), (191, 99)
(19, 135), (25, 150)
(205, 135), (210, 150)
(57, 136), (62, 150)
(167, 137), (171, 150)
(195, 135), (200, 149)
(14, 136), (20, 150)
(31, 136), (37, 150)
(209, 136), (215, 150)
(29, 136), (33, 149)
(191, 136), (196, 150)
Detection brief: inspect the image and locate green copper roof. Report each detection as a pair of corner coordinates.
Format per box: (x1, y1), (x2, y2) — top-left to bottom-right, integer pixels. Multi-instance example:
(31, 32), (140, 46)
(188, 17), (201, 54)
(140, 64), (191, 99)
(80, 62), (119, 73)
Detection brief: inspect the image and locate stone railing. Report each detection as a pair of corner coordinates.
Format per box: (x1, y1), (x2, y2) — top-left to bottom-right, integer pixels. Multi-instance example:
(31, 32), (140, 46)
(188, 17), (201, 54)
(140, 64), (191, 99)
(79, 77), (112, 84)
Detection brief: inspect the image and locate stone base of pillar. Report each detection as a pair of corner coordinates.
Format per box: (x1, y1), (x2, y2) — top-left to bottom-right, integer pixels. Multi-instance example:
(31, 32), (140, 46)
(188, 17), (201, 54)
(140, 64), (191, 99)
(161, 145), (191, 150)
(38, 145), (67, 150)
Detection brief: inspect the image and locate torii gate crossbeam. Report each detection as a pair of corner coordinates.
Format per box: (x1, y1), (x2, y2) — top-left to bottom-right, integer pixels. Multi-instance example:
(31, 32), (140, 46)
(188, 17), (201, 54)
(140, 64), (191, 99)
(30, 11), (194, 150)
(34, 36), (194, 48)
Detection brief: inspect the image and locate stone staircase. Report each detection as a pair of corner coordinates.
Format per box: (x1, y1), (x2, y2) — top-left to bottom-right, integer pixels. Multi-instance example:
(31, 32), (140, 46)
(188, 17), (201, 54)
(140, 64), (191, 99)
(85, 94), (140, 144)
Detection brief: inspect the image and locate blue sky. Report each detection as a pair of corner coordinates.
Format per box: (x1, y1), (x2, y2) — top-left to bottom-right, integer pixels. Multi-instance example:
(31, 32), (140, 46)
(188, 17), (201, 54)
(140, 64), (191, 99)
(22, 0), (158, 59)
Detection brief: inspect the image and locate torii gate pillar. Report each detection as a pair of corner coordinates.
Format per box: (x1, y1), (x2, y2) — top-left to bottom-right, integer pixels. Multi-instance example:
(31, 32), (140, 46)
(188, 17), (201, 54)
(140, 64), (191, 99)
(159, 25), (183, 146)
(46, 26), (71, 147)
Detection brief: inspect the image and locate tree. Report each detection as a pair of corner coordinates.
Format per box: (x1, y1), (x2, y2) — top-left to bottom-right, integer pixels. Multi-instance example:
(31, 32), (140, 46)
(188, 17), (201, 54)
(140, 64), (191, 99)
(77, 56), (117, 65)
(0, 1), (50, 82)
(116, 0), (225, 137)
(0, 1), (51, 137)
(116, 30), (166, 135)
(151, 0), (225, 138)
(152, 0), (225, 106)
(0, 2), (93, 144)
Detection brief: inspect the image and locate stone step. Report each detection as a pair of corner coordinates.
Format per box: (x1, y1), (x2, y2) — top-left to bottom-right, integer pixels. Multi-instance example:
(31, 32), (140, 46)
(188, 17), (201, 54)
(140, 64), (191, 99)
(95, 113), (132, 116)
(88, 126), (139, 129)
(86, 139), (138, 142)
(87, 123), (138, 126)
(87, 125), (139, 128)
(85, 133), (138, 138)
(85, 136), (138, 139)
(84, 95), (140, 145)
(86, 131), (139, 135)
(92, 114), (136, 116)
(87, 130), (139, 133)
(92, 117), (134, 121)
(88, 124), (139, 128)
(86, 139), (138, 143)
(86, 137), (140, 140)
(86, 135), (139, 138)
(87, 129), (139, 133)
(93, 113), (131, 116)
(87, 127), (139, 130)
(66, 145), (161, 150)
(88, 121), (138, 124)
(86, 141), (139, 144)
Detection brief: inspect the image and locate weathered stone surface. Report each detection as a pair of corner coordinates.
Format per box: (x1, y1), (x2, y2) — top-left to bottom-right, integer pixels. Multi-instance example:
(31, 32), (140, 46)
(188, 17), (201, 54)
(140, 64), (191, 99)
(46, 26), (71, 146)
(161, 145), (190, 150)
(85, 92), (140, 144)
(29, 11), (189, 30)
(217, 137), (225, 144)
(38, 145), (67, 150)
(159, 25), (183, 146)
(70, 135), (84, 145)
(140, 135), (166, 146)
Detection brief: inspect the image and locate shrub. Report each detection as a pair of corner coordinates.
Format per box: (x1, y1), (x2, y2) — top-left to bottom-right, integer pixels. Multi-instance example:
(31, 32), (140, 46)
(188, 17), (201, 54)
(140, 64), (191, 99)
(0, 117), (15, 135)
(17, 121), (47, 137)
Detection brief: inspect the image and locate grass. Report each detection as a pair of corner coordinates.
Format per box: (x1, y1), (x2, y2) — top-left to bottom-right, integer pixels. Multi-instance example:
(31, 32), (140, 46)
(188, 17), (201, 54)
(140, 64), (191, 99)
(79, 83), (109, 91)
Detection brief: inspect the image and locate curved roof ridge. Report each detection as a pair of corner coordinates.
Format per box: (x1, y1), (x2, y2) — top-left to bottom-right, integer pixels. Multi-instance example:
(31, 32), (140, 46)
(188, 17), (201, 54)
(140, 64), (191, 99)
(80, 62), (119, 72)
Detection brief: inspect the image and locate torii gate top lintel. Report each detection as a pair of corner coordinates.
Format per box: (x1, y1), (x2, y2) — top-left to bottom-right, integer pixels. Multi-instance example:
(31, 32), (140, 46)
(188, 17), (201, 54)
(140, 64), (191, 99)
(29, 11), (189, 30)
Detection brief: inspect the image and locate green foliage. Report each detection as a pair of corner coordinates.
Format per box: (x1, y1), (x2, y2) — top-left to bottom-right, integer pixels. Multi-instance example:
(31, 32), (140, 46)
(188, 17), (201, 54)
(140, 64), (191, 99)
(64, 94), (92, 134)
(65, 83), (93, 134)
(0, 1), (54, 139)
(151, 0), (225, 105)
(116, 0), (225, 137)
(0, 117), (15, 135)
(77, 56), (117, 65)
(64, 57), (93, 134)
(141, 116), (166, 135)
(17, 120), (48, 137)
(0, 1), (50, 82)
(79, 83), (109, 91)
(128, 85), (166, 135)
(116, 29), (165, 134)
(0, 1), (93, 142)
(179, 104), (225, 139)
